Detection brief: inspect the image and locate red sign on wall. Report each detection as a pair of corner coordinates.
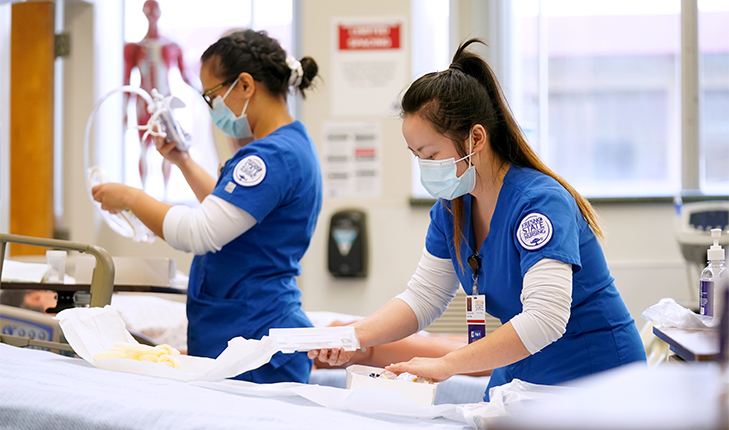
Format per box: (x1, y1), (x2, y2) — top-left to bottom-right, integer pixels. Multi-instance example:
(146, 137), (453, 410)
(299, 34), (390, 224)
(338, 23), (401, 50)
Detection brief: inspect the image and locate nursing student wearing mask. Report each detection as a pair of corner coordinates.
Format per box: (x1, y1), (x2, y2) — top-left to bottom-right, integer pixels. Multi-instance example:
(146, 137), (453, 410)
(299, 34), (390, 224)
(310, 39), (646, 400)
(92, 29), (322, 384)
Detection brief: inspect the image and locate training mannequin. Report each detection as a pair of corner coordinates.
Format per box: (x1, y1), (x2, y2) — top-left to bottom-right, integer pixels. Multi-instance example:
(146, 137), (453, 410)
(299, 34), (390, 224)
(123, 0), (193, 192)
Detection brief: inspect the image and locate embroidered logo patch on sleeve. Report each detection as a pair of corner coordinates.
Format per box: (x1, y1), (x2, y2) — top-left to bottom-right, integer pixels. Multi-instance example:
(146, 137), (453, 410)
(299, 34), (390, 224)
(233, 155), (266, 187)
(517, 212), (553, 250)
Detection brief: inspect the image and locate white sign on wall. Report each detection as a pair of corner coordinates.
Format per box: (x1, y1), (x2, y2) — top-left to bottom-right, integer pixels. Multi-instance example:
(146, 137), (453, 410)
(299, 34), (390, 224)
(331, 17), (408, 117)
(322, 121), (382, 198)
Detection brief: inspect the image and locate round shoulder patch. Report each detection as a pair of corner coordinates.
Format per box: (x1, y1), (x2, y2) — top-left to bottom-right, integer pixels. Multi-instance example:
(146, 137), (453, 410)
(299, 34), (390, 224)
(233, 155), (266, 187)
(517, 212), (553, 251)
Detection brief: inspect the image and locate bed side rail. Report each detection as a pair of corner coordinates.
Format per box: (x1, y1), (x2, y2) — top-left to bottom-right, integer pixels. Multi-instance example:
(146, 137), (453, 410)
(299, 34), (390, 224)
(0, 233), (115, 307)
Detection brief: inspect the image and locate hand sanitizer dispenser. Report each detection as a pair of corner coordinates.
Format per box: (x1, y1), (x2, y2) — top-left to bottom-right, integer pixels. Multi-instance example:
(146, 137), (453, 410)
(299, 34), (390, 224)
(328, 209), (367, 278)
(699, 228), (726, 318)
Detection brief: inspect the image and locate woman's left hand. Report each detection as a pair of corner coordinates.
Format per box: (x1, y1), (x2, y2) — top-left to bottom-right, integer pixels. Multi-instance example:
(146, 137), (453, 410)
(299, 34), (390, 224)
(385, 356), (455, 382)
(91, 183), (137, 214)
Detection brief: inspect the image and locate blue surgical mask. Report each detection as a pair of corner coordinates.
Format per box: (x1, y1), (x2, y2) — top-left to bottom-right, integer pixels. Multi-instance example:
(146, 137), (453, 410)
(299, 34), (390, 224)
(209, 79), (254, 138)
(418, 134), (476, 200)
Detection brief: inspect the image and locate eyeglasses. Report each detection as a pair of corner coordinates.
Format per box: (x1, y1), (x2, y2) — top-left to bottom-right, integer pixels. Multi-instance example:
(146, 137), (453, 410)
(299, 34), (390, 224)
(201, 78), (236, 108)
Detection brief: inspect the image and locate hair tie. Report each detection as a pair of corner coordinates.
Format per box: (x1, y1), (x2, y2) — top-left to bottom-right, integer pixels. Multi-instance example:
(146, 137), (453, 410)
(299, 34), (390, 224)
(449, 62), (463, 72)
(286, 56), (304, 87)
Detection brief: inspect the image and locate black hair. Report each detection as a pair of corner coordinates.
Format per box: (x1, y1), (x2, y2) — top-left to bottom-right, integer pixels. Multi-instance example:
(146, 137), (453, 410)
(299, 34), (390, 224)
(0, 289), (36, 310)
(201, 29), (318, 99)
(401, 39), (603, 267)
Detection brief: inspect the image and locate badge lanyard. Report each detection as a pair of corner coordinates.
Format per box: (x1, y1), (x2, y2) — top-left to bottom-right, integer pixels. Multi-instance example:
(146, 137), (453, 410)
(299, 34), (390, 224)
(466, 254), (486, 344)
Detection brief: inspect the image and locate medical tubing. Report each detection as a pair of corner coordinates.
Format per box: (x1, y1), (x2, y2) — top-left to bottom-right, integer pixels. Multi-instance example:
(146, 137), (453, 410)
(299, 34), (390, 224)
(83, 86), (157, 241)
(82, 85), (154, 186)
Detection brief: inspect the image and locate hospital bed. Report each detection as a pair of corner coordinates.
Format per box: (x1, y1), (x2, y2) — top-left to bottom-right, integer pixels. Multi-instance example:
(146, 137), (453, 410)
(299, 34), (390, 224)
(0, 342), (472, 430)
(0, 233), (168, 349)
(0, 234), (488, 427)
(0, 233), (114, 352)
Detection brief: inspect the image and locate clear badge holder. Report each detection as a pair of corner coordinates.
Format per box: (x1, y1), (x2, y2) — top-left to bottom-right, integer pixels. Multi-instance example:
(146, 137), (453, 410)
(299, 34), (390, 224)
(269, 326), (360, 353)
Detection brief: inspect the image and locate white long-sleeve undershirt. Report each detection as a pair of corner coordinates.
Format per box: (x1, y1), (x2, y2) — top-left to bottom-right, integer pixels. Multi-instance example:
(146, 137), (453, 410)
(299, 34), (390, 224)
(396, 248), (573, 354)
(163, 195), (257, 255)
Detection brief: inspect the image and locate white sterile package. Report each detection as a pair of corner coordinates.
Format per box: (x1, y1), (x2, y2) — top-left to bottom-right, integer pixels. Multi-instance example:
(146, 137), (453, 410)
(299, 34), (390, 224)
(640, 298), (713, 329)
(269, 326), (360, 353)
(56, 306), (278, 381)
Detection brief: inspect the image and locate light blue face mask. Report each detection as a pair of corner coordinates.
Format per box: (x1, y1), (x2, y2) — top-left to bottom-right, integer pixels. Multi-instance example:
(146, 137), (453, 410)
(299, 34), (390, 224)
(209, 79), (254, 138)
(418, 134), (476, 200)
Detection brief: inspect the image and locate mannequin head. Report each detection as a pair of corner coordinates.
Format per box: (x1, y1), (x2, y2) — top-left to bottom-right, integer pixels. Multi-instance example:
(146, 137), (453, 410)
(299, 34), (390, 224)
(143, 0), (161, 26)
(0, 289), (58, 313)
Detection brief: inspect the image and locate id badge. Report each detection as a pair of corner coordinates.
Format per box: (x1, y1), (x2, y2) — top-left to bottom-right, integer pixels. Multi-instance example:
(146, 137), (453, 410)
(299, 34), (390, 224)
(466, 294), (487, 344)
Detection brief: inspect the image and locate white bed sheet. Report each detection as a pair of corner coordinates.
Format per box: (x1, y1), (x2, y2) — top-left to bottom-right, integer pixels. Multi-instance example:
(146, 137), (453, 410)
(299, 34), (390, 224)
(0, 343), (470, 430)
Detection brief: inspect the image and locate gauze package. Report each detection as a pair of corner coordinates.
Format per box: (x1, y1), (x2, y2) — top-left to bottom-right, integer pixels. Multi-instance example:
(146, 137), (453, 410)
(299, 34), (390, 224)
(640, 298), (713, 329)
(56, 306), (278, 381)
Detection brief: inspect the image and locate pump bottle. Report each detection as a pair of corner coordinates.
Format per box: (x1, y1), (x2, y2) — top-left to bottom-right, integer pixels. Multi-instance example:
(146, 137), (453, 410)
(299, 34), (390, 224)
(699, 228), (726, 318)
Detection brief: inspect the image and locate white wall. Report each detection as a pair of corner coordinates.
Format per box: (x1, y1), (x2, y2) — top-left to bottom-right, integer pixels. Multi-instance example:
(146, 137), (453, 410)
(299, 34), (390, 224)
(597, 202), (690, 322)
(296, 0), (427, 316)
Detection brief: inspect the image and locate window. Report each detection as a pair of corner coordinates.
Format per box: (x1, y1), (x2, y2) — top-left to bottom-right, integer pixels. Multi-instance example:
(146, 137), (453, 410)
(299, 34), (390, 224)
(699, 0), (729, 194)
(410, 1), (728, 201)
(410, 0), (450, 200)
(122, 0), (293, 204)
(512, 0), (729, 198)
(513, 0), (683, 197)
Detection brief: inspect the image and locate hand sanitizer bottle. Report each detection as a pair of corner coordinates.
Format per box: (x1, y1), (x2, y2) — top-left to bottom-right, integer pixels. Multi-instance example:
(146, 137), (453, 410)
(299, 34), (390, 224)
(699, 228), (726, 319)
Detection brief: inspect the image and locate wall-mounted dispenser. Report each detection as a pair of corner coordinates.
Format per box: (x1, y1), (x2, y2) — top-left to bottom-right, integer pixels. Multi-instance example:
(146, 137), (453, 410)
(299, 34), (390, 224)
(328, 209), (367, 278)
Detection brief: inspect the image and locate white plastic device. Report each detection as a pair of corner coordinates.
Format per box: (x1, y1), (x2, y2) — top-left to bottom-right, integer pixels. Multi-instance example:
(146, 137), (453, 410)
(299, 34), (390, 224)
(83, 85), (191, 242)
(269, 326), (360, 353)
(148, 88), (191, 152)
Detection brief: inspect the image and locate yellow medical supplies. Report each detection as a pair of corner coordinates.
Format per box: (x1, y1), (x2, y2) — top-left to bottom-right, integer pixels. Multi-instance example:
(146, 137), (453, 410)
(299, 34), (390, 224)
(93, 342), (181, 369)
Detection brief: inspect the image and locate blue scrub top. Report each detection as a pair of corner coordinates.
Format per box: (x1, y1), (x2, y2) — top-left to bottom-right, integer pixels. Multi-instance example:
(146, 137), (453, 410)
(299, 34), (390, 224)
(425, 165), (646, 400)
(186, 121), (322, 384)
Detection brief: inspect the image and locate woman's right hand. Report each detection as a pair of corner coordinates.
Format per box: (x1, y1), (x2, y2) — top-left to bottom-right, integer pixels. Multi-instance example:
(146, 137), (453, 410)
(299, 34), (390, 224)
(154, 131), (189, 166)
(307, 348), (356, 367)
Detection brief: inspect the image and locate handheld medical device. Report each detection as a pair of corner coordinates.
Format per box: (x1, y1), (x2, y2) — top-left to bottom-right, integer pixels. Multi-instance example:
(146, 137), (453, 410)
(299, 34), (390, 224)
(83, 85), (191, 242)
(149, 88), (191, 152)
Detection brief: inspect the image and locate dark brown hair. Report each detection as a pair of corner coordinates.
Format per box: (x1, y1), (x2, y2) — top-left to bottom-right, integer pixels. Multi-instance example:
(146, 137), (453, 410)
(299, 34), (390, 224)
(201, 29), (318, 98)
(401, 39), (604, 268)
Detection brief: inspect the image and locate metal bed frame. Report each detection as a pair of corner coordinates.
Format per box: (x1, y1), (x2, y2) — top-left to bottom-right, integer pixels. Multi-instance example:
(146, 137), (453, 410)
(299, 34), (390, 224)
(0, 233), (115, 352)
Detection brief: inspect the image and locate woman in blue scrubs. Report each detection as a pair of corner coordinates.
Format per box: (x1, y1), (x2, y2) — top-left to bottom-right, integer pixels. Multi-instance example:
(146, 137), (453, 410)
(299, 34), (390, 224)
(93, 29), (322, 384)
(311, 39), (646, 399)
